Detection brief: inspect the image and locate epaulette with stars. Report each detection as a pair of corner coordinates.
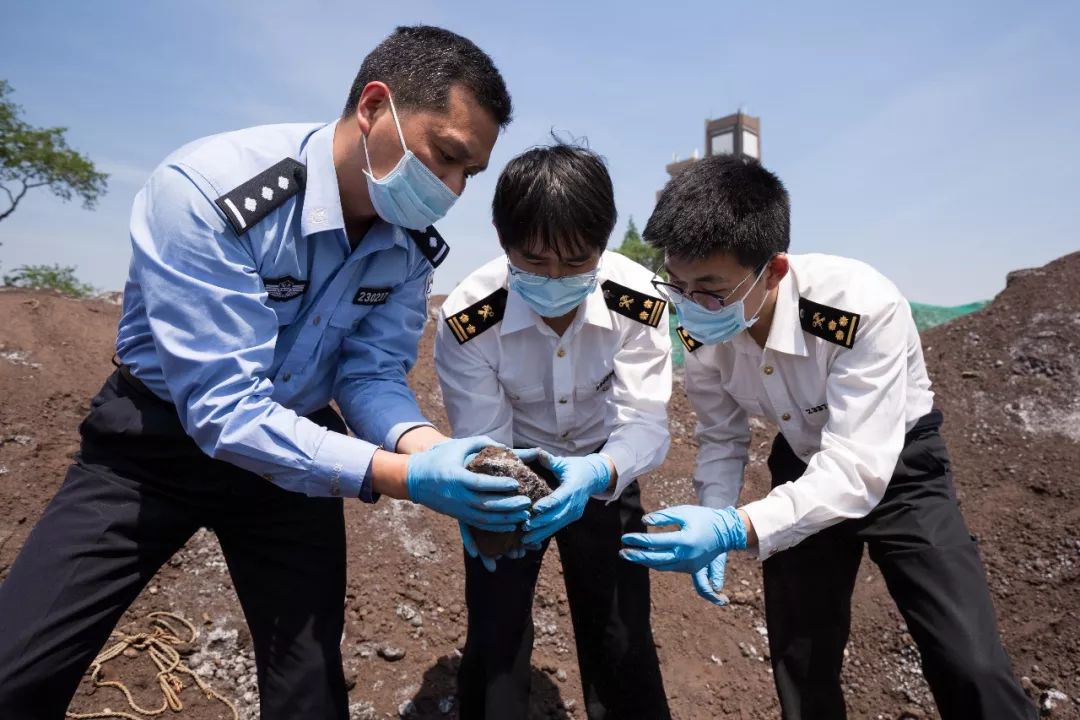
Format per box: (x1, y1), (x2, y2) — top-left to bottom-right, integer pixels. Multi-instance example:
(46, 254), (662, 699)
(799, 297), (861, 348)
(444, 288), (508, 344)
(214, 158), (306, 236)
(405, 225), (450, 268)
(600, 280), (666, 328)
(676, 326), (703, 353)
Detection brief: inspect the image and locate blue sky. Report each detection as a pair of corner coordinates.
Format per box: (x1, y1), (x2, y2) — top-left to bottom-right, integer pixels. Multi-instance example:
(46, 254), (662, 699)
(1, 0), (1077, 304)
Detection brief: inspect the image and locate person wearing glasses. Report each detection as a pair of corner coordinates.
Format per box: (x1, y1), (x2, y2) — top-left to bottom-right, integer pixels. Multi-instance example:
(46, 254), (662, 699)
(434, 143), (672, 719)
(620, 156), (1034, 720)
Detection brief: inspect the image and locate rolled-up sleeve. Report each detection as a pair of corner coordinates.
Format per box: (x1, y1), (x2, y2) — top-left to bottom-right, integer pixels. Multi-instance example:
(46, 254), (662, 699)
(684, 350), (751, 510)
(742, 300), (910, 559)
(130, 165), (374, 498)
(594, 316), (673, 502)
(333, 254), (434, 451)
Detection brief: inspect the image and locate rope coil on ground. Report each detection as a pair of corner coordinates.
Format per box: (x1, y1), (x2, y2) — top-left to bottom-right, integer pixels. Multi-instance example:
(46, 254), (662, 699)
(65, 611), (239, 720)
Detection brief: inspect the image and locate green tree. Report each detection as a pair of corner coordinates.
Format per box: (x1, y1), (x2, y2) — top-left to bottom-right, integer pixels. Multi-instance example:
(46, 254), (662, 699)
(0, 79), (108, 223)
(3, 263), (97, 299)
(613, 217), (664, 275)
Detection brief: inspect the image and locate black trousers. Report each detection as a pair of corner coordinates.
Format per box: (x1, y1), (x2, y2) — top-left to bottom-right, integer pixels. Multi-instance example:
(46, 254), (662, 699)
(762, 409), (1035, 720)
(0, 370), (349, 720)
(457, 476), (670, 720)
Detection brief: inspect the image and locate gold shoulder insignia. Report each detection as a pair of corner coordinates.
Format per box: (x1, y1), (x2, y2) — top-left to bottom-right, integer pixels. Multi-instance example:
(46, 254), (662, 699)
(601, 280), (666, 328)
(676, 326), (703, 353)
(444, 288), (508, 344)
(798, 297), (861, 348)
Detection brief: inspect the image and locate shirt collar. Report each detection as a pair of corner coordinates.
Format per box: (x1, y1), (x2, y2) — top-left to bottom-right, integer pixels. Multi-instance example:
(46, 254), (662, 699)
(299, 121), (346, 237)
(762, 265), (808, 357)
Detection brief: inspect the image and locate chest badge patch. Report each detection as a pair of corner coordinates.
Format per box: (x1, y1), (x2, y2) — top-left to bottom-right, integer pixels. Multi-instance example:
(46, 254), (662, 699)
(353, 287), (392, 306)
(264, 276), (307, 302)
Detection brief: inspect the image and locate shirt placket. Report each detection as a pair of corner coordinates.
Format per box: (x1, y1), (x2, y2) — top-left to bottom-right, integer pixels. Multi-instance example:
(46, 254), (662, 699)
(551, 330), (577, 445)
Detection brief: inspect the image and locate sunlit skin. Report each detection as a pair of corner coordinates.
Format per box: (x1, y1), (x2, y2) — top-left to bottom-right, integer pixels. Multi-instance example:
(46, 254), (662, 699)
(662, 251), (793, 550)
(503, 242), (617, 489)
(334, 81), (501, 498)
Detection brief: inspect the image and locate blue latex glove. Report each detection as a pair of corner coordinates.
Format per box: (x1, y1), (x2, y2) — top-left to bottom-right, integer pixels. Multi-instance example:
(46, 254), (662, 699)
(407, 436), (532, 530)
(692, 553), (730, 606)
(521, 453), (611, 546)
(620, 505), (747, 574)
(459, 522), (498, 572)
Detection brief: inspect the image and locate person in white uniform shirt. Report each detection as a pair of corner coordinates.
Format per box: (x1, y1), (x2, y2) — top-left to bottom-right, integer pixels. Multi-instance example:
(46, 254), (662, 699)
(620, 155), (1034, 720)
(435, 143), (672, 719)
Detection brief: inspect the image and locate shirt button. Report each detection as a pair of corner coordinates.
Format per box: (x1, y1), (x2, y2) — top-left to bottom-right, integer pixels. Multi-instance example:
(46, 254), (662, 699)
(763, 365), (774, 376)
(282, 372), (292, 382)
(556, 348), (567, 358)
(313, 315), (321, 326)
(782, 412), (792, 421)
(558, 397), (568, 404)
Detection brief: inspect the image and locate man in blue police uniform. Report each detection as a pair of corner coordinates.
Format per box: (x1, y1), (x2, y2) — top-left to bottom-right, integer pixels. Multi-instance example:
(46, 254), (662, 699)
(0, 26), (527, 720)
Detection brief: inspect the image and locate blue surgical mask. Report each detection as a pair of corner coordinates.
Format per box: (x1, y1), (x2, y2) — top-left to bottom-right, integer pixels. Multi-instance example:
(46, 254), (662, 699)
(508, 263), (600, 318)
(676, 265), (769, 345)
(362, 94), (459, 230)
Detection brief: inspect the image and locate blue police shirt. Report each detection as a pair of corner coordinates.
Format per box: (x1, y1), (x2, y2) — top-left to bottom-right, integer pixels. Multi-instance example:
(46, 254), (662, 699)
(115, 121), (445, 499)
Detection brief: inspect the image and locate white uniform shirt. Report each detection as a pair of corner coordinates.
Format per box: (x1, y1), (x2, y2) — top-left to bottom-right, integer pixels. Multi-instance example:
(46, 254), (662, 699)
(683, 253), (934, 559)
(435, 251), (673, 501)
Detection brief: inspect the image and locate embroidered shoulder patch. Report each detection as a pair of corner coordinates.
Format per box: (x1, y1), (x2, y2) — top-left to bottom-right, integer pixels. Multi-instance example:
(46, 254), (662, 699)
(676, 326), (703, 353)
(215, 158), (306, 235)
(264, 275), (307, 302)
(406, 225), (450, 268)
(600, 280), (666, 327)
(445, 288), (508, 344)
(799, 297), (861, 348)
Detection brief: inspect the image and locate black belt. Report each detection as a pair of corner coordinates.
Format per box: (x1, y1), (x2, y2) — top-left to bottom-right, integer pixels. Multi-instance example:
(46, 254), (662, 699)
(111, 355), (167, 404)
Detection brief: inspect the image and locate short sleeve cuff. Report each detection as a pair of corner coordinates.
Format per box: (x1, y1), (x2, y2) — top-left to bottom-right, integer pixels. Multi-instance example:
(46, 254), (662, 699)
(311, 429), (376, 500)
(741, 493), (798, 561)
(592, 444), (635, 503)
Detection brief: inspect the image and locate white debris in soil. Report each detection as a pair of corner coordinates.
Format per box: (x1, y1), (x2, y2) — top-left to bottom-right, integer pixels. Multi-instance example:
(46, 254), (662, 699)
(171, 528), (229, 576)
(378, 499), (439, 560)
(349, 700), (377, 720)
(1041, 689), (1069, 713)
(186, 623), (260, 720)
(0, 349), (41, 369)
(395, 684), (420, 717)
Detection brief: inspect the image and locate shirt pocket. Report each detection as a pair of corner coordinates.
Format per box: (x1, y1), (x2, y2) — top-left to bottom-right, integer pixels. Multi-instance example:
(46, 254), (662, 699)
(328, 301), (375, 332)
(727, 390), (765, 417)
(574, 369), (616, 402)
(501, 380), (547, 406)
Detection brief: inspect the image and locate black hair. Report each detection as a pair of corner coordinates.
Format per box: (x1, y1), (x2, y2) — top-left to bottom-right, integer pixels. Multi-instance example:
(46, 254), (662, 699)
(342, 25), (512, 127)
(644, 155), (790, 268)
(492, 142), (616, 257)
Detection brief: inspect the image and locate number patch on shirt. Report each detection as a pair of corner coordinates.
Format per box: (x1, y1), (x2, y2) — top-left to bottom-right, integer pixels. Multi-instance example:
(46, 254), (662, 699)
(353, 287), (391, 305)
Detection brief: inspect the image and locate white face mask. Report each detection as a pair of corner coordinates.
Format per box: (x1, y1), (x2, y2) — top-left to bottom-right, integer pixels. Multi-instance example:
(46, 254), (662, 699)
(361, 93), (459, 230)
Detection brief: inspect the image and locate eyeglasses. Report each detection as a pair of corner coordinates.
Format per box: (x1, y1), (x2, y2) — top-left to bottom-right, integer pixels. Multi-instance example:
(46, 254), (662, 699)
(507, 262), (600, 288)
(650, 264), (765, 312)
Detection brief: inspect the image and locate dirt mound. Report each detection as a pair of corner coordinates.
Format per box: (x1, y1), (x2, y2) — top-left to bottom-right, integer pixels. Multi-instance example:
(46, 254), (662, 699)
(1, 252), (1078, 719)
